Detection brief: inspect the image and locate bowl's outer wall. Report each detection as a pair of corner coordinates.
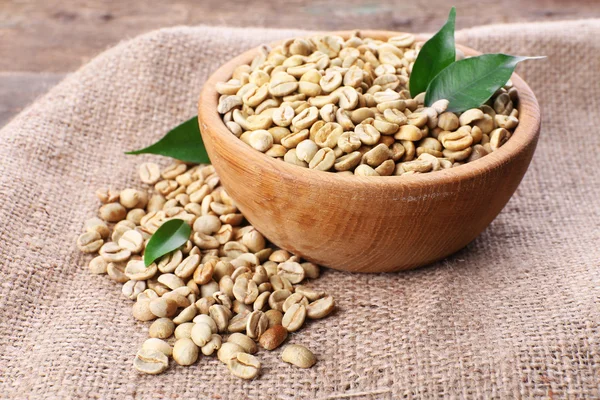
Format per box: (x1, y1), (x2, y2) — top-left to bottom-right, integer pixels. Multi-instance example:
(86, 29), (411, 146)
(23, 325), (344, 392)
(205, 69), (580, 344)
(198, 31), (541, 272)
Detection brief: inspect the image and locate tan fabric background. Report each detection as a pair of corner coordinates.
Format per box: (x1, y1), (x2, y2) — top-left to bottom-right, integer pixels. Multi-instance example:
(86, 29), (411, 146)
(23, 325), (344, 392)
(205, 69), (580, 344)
(1, 20), (599, 399)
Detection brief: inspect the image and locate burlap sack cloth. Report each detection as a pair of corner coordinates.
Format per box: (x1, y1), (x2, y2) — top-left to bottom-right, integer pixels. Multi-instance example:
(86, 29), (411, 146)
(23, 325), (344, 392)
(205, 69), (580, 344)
(1, 19), (599, 399)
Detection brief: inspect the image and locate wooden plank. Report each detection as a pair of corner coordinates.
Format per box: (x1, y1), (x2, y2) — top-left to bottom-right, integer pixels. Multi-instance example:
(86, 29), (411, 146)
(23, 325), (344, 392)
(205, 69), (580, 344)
(0, 73), (66, 127)
(1, 0), (598, 72)
(1, 0), (598, 126)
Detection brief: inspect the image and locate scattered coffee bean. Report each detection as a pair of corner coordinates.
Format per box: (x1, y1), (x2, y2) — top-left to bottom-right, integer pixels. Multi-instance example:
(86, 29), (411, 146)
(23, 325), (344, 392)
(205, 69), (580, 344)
(122, 279), (146, 300)
(306, 295), (335, 319)
(139, 162), (161, 184)
(173, 338), (199, 366)
(201, 334), (222, 356)
(294, 285), (325, 302)
(281, 344), (316, 368)
(142, 338), (173, 357)
(84, 217), (110, 239)
(118, 230), (144, 253)
(96, 188), (120, 204)
(277, 261), (305, 284)
(132, 299), (156, 321)
(174, 322), (195, 340)
(259, 325), (288, 350)
(107, 262), (128, 283)
(99, 203), (127, 222)
(77, 231), (103, 253)
(246, 310), (269, 339)
(149, 297), (178, 318)
(193, 314), (217, 333)
(228, 333), (258, 354)
(264, 309), (284, 328)
(210, 304), (232, 333)
(100, 242), (131, 263)
(89, 255), (108, 274)
(282, 293), (308, 312)
(79, 161), (335, 376)
(217, 342), (245, 364)
(282, 303), (307, 332)
(269, 289), (292, 311)
(191, 322), (213, 347)
(125, 259), (157, 281)
(173, 304), (197, 324)
(149, 318), (175, 339)
(228, 352), (261, 380)
(134, 348), (169, 375)
(120, 188), (148, 209)
(227, 310), (250, 333)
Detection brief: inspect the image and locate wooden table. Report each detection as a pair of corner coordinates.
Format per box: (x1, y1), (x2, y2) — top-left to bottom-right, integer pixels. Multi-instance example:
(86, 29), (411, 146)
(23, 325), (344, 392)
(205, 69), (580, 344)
(1, 0), (598, 127)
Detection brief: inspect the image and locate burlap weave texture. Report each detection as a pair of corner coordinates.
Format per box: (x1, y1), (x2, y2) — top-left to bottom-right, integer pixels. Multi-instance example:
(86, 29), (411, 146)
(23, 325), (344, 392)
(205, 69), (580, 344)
(1, 20), (599, 399)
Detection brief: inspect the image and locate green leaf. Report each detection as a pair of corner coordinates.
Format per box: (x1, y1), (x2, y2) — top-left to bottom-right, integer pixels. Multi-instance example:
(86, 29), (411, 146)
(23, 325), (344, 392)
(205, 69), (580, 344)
(409, 7), (456, 98)
(143, 219), (191, 266)
(126, 116), (210, 164)
(425, 54), (544, 112)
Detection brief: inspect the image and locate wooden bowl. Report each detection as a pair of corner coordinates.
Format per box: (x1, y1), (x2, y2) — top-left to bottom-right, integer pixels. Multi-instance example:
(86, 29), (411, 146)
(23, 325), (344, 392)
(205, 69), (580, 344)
(198, 31), (541, 273)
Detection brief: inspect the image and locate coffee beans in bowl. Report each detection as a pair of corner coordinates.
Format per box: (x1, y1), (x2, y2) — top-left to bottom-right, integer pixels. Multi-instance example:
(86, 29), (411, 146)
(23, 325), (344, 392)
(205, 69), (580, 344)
(215, 31), (520, 176)
(197, 28), (540, 272)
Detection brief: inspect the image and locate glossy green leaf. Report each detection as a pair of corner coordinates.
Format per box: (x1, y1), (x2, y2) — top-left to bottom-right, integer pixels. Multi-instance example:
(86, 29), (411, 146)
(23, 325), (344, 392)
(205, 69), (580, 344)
(409, 7), (456, 98)
(126, 116), (210, 164)
(143, 219), (191, 267)
(425, 54), (544, 112)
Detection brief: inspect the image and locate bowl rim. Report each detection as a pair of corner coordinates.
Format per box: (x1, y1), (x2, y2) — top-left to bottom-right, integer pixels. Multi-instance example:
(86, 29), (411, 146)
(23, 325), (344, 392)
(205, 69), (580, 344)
(198, 30), (541, 189)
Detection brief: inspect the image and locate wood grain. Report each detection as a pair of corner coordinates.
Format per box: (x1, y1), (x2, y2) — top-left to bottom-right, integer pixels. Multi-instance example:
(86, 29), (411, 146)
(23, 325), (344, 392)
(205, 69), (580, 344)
(1, 0), (597, 128)
(198, 31), (541, 272)
(0, 73), (65, 127)
(1, 0), (599, 73)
